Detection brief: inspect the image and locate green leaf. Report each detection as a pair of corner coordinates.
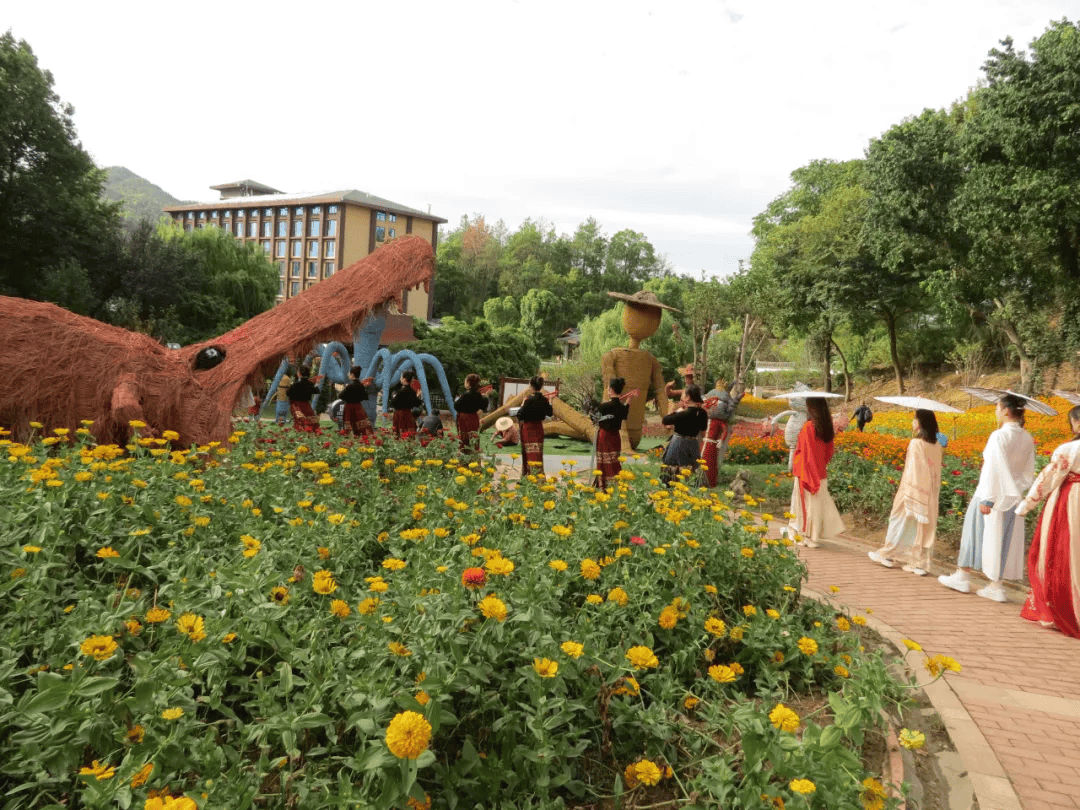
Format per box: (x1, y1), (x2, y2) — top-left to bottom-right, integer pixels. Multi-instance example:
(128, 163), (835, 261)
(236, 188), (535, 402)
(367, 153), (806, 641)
(74, 676), (119, 697)
(293, 712), (331, 730)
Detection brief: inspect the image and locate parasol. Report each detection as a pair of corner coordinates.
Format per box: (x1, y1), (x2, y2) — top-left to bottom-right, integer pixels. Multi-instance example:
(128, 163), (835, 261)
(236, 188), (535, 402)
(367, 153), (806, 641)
(873, 396), (964, 414)
(771, 390), (844, 400)
(960, 387), (1059, 417)
(1051, 390), (1080, 406)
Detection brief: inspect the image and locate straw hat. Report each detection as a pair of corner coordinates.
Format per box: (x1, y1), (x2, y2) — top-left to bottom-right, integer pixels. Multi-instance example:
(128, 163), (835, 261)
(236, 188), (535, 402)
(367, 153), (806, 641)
(607, 290), (680, 312)
(679, 364), (695, 377)
(495, 416), (514, 432)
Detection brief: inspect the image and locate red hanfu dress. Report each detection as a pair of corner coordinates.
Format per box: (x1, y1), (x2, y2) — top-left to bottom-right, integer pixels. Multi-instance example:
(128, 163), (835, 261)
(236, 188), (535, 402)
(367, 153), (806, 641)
(788, 422), (845, 545)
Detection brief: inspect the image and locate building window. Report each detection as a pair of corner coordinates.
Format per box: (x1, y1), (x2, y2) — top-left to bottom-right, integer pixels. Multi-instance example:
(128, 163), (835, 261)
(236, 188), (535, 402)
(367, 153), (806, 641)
(324, 261), (335, 278)
(311, 206), (321, 215)
(292, 220), (303, 237)
(375, 226), (385, 241)
(211, 210), (218, 218)
(275, 241), (286, 258)
(264, 208), (273, 217)
(279, 207), (288, 216)
(307, 241), (319, 258)
(309, 219), (320, 237)
(388, 228), (396, 240)
(248, 222), (258, 238)
(236, 210), (245, 218)
(325, 241), (336, 258)
(389, 214), (397, 223)
(198, 211), (206, 219)
(291, 241), (302, 258)
(196, 222), (205, 229)
(186, 212), (193, 220)
(376, 211), (386, 222)
(279, 278), (284, 295)
(277, 261), (285, 277)
(235, 223), (244, 237)
(262, 221), (271, 238)
(306, 261), (318, 279)
(223, 212), (231, 219)
(328, 205), (338, 214)
(291, 261), (301, 278)
(290, 281), (300, 297)
(295, 207), (304, 216)
(261, 241), (271, 254)
(324, 219), (337, 237)
(277, 221), (286, 237)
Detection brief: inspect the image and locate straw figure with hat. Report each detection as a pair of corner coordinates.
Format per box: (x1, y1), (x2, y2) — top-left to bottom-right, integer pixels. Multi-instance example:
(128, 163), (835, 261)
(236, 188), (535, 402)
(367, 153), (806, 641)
(665, 363), (697, 402)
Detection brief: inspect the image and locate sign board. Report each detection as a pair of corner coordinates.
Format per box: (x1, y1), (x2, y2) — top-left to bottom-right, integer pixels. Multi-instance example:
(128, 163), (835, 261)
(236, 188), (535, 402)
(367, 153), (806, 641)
(499, 377), (559, 407)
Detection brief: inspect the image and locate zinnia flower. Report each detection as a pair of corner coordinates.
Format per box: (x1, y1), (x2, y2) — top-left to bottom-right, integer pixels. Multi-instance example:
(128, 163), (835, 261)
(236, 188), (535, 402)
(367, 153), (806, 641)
(769, 703), (800, 732)
(623, 759), (662, 787)
(270, 586), (290, 604)
(607, 587), (629, 607)
(532, 658), (558, 678)
(860, 777), (887, 810)
(580, 559), (601, 580)
(388, 641), (412, 657)
(312, 570), (337, 595)
(330, 599), (351, 618)
(130, 762), (153, 788)
(789, 778), (816, 795)
(548, 559), (568, 572)
(79, 759), (115, 780)
(477, 595), (508, 622)
(161, 707), (184, 720)
(797, 637), (818, 656)
(704, 617), (726, 637)
(80, 634), (118, 661)
(385, 711), (432, 759)
(625, 646), (659, 671)
(175, 613), (206, 643)
(898, 728), (926, 750)
(461, 567), (487, 589)
(145, 607), (171, 623)
(708, 664), (737, 684)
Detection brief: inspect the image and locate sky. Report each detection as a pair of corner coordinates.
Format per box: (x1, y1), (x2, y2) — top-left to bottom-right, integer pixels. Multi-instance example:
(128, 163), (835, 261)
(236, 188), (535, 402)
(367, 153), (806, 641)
(7, 0), (1075, 277)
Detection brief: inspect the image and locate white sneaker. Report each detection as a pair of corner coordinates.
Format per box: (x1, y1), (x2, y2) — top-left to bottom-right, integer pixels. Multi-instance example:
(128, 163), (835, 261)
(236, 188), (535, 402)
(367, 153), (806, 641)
(801, 539), (820, 549)
(977, 582), (1008, 603)
(868, 551), (894, 568)
(938, 571), (971, 593)
(901, 565), (928, 576)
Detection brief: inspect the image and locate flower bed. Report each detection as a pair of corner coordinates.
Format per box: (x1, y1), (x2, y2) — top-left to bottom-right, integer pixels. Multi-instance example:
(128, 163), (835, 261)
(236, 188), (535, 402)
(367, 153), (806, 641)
(1, 422), (913, 809)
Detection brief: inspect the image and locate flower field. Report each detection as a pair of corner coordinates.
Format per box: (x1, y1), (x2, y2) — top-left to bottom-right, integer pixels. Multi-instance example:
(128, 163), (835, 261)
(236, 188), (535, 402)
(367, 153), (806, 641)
(0, 421), (916, 809)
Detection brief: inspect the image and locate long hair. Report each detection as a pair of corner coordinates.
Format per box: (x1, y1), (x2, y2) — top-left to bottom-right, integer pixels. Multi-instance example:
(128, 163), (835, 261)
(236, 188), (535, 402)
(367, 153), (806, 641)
(915, 409), (939, 444)
(1070, 404), (1080, 440)
(806, 397), (834, 443)
(684, 384), (703, 405)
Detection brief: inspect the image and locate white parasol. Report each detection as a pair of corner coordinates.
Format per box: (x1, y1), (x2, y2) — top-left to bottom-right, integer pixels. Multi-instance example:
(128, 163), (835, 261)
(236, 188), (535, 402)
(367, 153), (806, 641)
(873, 396), (964, 414)
(960, 387), (1059, 417)
(1051, 390), (1080, 406)
(771, 390), (844, 400)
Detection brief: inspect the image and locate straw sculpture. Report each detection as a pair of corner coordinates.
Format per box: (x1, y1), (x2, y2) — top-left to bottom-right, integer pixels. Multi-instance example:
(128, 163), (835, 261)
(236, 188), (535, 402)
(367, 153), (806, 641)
(0, 235), (435, 446)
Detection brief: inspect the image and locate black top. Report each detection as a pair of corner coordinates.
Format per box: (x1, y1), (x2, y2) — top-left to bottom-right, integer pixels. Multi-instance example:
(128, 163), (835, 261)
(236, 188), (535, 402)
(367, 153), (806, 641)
(454, 389), (487, 415)
(516, 392), (553, 423)
(597, 397), (630, 432)
(663, 406), (708, 437)
(286, 378), (319, 402)
(340, 381), (368, 404)
(418, 415), (443, 434)
(390, 386), (422, 411)
(854, 405), (873, 423)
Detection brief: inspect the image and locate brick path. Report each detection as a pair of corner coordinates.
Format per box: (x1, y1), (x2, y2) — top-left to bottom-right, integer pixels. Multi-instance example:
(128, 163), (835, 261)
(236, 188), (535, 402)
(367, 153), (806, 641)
(794, 532), (1080, 810)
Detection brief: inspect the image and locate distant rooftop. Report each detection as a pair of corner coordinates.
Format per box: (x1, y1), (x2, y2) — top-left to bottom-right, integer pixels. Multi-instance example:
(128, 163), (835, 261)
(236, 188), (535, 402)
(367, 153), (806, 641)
(164, 185), (446, 223)
(210, 179), (284, 198)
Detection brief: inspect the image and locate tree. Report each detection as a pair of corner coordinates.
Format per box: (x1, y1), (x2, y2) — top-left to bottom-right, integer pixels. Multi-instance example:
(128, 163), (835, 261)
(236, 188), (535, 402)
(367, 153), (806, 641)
(518, 288), (561, 357)
(0, 32), (120, 301)
(406, 318), (539, 394)
(606, 229), (665, 291)
(482, 296), (519, 329)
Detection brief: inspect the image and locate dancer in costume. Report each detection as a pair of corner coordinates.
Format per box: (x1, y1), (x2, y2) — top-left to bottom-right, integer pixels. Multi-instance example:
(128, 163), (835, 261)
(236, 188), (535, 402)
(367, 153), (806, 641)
(454, 373), (487, 453)
(389, 371), (422, 438)
(660, 385), (707, 485)
(701, 381), (746, 487)
(788, 397), (845, 548)
(1017, 405), (1080, 637)
(286, 366), (320, 430)
(868, 409), (943, 574)
(516, 376), (553, 477)
(939, 394), (1035, 602)
(339, 366), (373, 437)
(593, 377), (632, 490)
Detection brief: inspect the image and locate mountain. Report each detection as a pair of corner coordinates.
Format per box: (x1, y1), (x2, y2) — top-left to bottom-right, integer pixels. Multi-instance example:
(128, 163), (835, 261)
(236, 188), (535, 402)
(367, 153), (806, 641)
(102, 166), (191, 223)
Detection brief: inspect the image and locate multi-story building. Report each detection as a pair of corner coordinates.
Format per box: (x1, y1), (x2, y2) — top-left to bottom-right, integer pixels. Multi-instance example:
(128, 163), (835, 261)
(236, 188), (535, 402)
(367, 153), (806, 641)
(164, 181), (447, 327)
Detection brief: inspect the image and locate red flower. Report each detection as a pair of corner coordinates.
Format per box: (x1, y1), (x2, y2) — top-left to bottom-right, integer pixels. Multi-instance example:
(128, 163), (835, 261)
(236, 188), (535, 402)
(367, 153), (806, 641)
(630, 536), (647, 546)
(462, 568), (487, 589)
(952, 470), (962, 476)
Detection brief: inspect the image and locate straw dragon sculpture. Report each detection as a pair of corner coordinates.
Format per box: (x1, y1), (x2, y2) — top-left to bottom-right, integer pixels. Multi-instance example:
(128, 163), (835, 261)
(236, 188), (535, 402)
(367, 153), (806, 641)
(0, 236), (436, 446)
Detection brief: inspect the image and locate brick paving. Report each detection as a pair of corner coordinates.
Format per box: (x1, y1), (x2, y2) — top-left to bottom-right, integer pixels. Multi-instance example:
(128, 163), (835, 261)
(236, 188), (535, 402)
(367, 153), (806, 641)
(795, 533), (1080, 810)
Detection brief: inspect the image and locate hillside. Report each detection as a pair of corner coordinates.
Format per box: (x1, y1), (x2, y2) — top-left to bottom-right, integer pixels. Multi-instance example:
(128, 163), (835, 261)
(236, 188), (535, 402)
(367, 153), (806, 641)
(102, 166), (190, 223)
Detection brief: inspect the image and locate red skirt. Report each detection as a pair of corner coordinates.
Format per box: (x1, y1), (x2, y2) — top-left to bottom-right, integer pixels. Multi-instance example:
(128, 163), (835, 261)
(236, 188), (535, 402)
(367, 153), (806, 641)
(593, 427), (622, 489)
(520, 420), (546, 476)
(392, 409), (416, 438)
(343, 403), (372, 437)
(701, 419), (728, 488)
(457, 411), (481, 453)
(1021, 472), (1080, 638)
(289, 401), (318, 430)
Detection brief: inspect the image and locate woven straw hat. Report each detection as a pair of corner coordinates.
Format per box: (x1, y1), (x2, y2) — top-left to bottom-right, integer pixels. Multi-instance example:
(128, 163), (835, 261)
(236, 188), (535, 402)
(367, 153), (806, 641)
(495, 416), (514, 431)
(607, 290), (680, 312)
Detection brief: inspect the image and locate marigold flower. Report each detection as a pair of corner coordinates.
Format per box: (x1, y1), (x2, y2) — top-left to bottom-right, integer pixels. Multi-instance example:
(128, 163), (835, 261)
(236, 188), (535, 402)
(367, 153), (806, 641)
(388, 641), (412, 657)
(852, 615), (867, 626)
(384, 710), (432, 760)
(703, 617), (727, 637)
(533, 657), (558, 678)
(221, 633), (238, 643)
(626, 645), (659, 670)
(125, 618), (142, 636)
(270, 586), (290, 604)
(406, 794), (432, 810)
(742, 605), (757, 617)
(789, 778), (816, 795)
(477, 595), (508, 622)
(797, 636), (818, 656)
(586, 594), (604, 605)
(22, 545), (42, 554)
(79, 759), (116, 780)
(613, 676), (640, 696)
(96, 547), (120, 559)
(548, 559), (568, 572)
(860, 777), (887, 810)
(836, 617), (851, 632)
(658, 606), (679, 629)
(330, 599), (351, 618)
(708, 664), (737, 684)
(382, 557), (407, 571)
(358, 597), (379, 615)
(130, 762), (154, 788)
(683, 695), (700, 710)
(740, 547), (755, 558)
(898, 728), (926, 750)
(461, 567), (487, 589)
(766, 609), (780, 620)
(835, 665), (850, 678)
(769, 703), (800, 732)
(580, 558), (601, 580)
(312, 570), (337, 595)
(145, 607), (171, 623)
(176, 613), (206, 643)
(624, 759), (662, 787)
(704, 584), (718, 595)
(607, 587), (629, 607)
(561, 641), (584, 659)
(161, 707), (184, 720)
(902, 639), (922, 651)
(80, 634), (118, 661)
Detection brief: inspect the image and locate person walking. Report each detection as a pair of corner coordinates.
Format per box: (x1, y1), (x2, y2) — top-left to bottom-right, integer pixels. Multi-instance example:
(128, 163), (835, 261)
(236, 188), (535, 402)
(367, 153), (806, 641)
(868, 409), (943, 575)
(340, 366), (373, 437)
(788, 397), (845, 548)
(851, 401), (873, 432)
(593, 377), (631, 490)
(286, 366), (320, 431)
(660, 385), (708, 485)
(454, 374), (487, 453)
(939, 394), (1035, 602)
(1016, 405), (1080, 637)
(516, 376), (554, 477)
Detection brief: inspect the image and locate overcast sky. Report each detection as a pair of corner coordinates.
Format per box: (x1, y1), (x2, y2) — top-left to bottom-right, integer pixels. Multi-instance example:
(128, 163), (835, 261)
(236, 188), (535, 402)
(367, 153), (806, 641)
(8, 0), (1074, 277)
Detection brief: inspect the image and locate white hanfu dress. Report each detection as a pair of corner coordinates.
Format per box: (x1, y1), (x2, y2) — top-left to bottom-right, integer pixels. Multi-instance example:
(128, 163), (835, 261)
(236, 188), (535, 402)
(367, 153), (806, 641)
(875, 437), (943, 570)
(957, 421), (1035, 581)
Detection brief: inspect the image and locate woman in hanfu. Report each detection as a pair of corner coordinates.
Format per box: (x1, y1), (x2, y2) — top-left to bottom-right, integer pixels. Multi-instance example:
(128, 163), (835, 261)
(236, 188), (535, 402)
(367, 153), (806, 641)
(516, 376), (554, 478)
(868, 409), (943, 575)
(1016, 405), (1080, 637)
(787, 397), (845, 548)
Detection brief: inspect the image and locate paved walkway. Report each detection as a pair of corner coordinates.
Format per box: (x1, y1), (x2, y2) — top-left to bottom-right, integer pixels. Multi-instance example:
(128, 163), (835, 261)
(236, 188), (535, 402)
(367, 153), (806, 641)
(791, 529), (1080, 810)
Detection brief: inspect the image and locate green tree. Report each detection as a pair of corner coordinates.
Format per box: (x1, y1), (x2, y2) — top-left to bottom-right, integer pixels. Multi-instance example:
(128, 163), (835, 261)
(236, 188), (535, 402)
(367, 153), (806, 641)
(0, 31), (120, 304)
(482, 296), (519, 329)
(406, 318), (539, 394)
(518, 288), (561, 357)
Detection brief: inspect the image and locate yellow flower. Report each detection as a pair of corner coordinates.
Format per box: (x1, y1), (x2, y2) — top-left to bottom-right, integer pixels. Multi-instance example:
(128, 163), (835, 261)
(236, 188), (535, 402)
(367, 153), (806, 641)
(902, 639), (922, 651)
(312, 570), (337, 595)
(613, 676), (640, 697)
(834, 665), (850, 678)
(477, 595), (508, 622)
(330, 599), (351, 618)
(708, 664), (737, 684)
(607, 587), (629, 607)
(548, 559), (568, 572)
(561, 641), (584, 659)
(766, 609), (780, 620)
(485, 557), (515, 576)
(898, 728), (926, 750)
(406, 794), (432, 810)
(769, 703), (800, 732)
(96, 547), (120, 559)
(358, 597), (380, 615)
(658, 606), (679, 629)
(240, 535), (261, 557)
(327, 513), (345, 525)
(683, 695), (700, 710)
(624, 759), (662, 787)
(860, 777), (887, 810)
(852, 615), (867, 626)
(586, 594), (604, 605)
(704, 585), (718, 595)
(22, 545), (42, 554)
(270, 586), (290, 604)
(79, 759), (116, 780)
(625, 646), (658, 670)
(221, 633), (238, 643)
(414, 690), (431, 707)
(797, 637), (818, 656)
(925, 654), (962, 677)
(388, 641), (412, 657)
(742, 605), (757, 617)
(369, 580), (389, 593)
(126, 724), (145, 743)
(130, 762), (154, 788)
(176, 613), (206, 643)
(836, 617), (851, 632)
(145, 607), (171, 623)
(125, 618), (142, 636)
(741, 547), (754, 558)
(533, 658), (558, 678)
(789, 778), (816, 795)
(80, 634), (118, 661)
(579, 559), (601, 580)
(385, 710), (432, 759)
(829, 585), (840, 593)
(161, 707), (184, 720)
(382, 558), (407, 571)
